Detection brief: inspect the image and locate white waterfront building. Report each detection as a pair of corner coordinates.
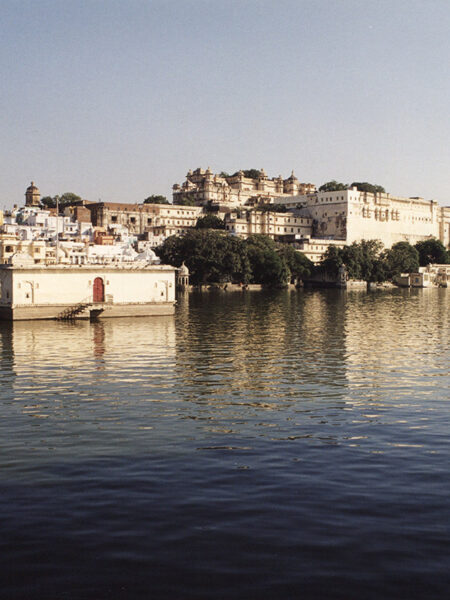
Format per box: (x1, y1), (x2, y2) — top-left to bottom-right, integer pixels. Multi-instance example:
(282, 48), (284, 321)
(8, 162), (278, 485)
(0, 252), (176, 321)
(276, 188), (450, 249)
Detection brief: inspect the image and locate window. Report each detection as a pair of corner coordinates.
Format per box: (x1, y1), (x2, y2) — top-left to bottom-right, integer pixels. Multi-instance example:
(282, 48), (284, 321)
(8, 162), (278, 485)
(130, 217), (136, 224)
(111, 216), (117, 223)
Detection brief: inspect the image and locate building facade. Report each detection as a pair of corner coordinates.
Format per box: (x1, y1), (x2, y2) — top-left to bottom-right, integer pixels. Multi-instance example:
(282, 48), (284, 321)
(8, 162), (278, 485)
(87, 201), (203, 244)
(224, 209), (313, 241)
(0, 235), (48, 265)
(0, 259), (176, 321)
(293, 238), (347, 264)
(277, 188), (450, 249)
(172, 168), (316, 209)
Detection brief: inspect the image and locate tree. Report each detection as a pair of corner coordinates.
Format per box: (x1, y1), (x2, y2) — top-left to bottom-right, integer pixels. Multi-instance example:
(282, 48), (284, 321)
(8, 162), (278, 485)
(278, 245), (313, 282)
(176, 196), (198, 206)
(255, 204), (288, 213)
(40, 192), (81, 209)
(155, 230), (251, 285)
(351, 239), (385, 282)
(144, 195), (169, 205)
(245, 235), (290, 287)
(231, 169), (261, 179)
(415, 238), (449, 266)
(320, 239), (387, 282)
(321, 245), (344, 276)
(195, 215), (226, 230)
(59, 192), (82, 205)
(40, 196), (57, 208)
(318, 181), (348, 192)
(350, 182), (386, 194)
(383, 242), (419, 277)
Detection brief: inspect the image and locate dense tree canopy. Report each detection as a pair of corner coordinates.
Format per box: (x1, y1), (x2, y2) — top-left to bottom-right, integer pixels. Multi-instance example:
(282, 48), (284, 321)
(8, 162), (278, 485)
(318, 181), (348, 192)
(244, 235), (290, 287)
(278, 244), (313, 282)
(144, 195), (169, 205)
(155, 230), (251, 285)
(414, 239), (449, 266)
(155, 230), (311, 288)
(321, 238), (450, 282)
(321, 240), (386, 282)
(40, 192), (82, 209)
(255, 204), (288, 213)
(195, 215), (226, 230)
(176, 196), (198, 206)
(231, 169), (261, 179)
(350, 182), (386, 194)
(383, 242), (420, 277)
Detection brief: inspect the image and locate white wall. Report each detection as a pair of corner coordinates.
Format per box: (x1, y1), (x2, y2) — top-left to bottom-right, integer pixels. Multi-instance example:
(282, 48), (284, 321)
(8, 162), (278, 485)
(1, 266), (176, 307)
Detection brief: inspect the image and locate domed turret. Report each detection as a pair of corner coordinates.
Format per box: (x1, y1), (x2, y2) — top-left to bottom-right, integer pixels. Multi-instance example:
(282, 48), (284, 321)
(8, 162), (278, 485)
(25, 181), (40, 207)
(177, 262), (189, 289)
(179, 261), (189, 276)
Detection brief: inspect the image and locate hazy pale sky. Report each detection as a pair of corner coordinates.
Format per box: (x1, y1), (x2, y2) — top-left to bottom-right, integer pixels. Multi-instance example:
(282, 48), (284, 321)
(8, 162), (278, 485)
(1, 0), (449, 209)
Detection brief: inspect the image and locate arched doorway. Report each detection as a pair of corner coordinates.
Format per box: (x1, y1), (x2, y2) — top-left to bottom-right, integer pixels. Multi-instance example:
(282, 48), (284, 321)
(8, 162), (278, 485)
(93, 277), (105, 303)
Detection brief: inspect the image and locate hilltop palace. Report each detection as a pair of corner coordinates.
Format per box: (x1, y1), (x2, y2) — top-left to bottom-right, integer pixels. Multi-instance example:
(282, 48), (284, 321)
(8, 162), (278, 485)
(171, 168), (450, 262)
(0, 172), (449, 319)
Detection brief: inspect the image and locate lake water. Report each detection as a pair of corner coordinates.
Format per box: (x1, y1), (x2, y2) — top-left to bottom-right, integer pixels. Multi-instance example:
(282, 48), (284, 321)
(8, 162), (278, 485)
(0, 288), (449, 599)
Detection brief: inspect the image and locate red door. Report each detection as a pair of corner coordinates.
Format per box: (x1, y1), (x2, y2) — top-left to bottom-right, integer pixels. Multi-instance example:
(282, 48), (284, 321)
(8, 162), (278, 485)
(93, 277), (105, 302)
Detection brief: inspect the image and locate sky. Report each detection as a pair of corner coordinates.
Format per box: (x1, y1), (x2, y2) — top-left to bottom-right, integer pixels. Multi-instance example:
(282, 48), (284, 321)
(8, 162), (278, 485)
(1, 0), (449, 209)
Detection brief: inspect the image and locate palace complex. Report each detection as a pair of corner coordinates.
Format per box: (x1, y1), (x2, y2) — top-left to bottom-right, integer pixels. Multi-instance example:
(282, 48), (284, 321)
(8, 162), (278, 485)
(172, 167), (316, 208)
(1, 176), (449, 269)
(275, 187), (450, 250)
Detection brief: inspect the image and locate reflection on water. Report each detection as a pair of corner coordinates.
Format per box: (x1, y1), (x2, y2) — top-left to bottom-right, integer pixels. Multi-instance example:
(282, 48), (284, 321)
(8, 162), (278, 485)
(0, 288), (449, 599)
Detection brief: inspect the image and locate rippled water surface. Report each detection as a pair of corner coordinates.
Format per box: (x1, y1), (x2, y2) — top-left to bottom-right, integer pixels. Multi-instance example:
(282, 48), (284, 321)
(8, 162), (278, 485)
(1, 288), (449, 599)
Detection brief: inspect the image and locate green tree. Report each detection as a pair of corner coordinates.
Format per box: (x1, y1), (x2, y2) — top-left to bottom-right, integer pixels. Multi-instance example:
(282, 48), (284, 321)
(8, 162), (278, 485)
(176, 196), (198, 206)
(195, 215), (226, 230)
(155, 230), (251, 285)
(278, 245), (313, 282)
(40, 192), (81, 209)
(40, 196), (57, 208)
(383, 242), (420, 277)
(351, 182), (386, 194)
(318, 181), (348, 192)
(245, 235), (290, 287)
(352, 239), (386, 282)
(415, 238), (449, 266)
(60, 192), (82, 204)
(320, 245), (344, 276)
(144, 195), (169, 205)
(320, 239), (387, 282)
(255, 204), (288, 213)
(231, 169), (261, 179)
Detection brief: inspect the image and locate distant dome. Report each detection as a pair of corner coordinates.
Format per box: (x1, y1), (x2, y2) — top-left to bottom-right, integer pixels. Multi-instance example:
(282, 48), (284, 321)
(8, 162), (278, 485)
(25, 181), (41, 206)
(26, 181), (39, 193)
